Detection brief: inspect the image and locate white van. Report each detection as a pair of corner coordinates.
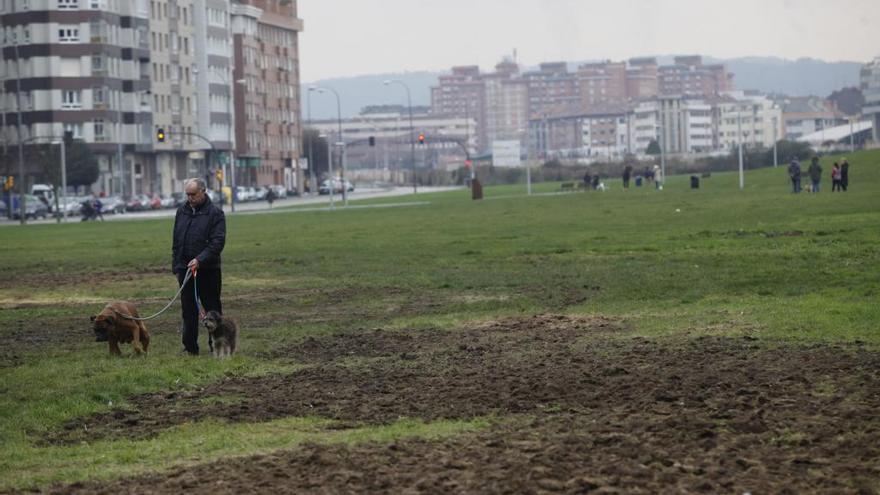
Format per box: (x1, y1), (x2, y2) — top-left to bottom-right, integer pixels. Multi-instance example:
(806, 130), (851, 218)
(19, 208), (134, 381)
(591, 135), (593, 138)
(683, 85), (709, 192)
(31, 184), (56, 212)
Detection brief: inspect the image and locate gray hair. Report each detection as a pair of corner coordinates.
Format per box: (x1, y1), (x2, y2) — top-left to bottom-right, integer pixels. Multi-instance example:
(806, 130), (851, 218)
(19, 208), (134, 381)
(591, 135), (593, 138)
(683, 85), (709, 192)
(185, 178), (207, 192)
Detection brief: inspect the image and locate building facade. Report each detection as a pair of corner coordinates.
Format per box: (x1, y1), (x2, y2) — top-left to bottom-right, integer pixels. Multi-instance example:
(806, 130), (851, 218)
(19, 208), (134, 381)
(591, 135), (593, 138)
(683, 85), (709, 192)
(1, 0), (153, 196)
(716, 91), (782, 150)
(780, 96), (846, 141)
(861, 56), (880, 143)
(231, 0), (303, 190)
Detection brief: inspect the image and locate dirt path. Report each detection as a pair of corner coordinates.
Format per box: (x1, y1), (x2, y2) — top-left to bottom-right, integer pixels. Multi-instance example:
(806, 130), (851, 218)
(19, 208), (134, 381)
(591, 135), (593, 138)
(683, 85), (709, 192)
(37, 315), (880, 493)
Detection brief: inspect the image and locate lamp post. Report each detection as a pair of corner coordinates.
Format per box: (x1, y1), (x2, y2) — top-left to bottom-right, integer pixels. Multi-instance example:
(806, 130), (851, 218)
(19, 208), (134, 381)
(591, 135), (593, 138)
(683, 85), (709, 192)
(383, 79), (417, 194)
(11, 3), (27, 224)
(314, 86), (346, 206)
(306, 87), (318, 195)
(320, 133), (334, 209)
(772, 115), (779, 168)
(737, 105), (745, 190)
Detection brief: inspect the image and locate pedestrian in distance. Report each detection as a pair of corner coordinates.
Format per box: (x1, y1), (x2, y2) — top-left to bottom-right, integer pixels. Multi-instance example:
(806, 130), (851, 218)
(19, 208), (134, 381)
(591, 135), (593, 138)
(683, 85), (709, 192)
(831, 163), (842, 192)
(622, 165), (632, 189)
(644, 166), (653, 184)
(653, 165), (663, 190)
(172, 178), (227, 356)
(266, 187), (277, 208)
(808, 156), (822, 194)
(591, 173), (600, 190)
(788, 159), (802, 193)
(92, 193), (105, 221)
(840, 158), (850, 191)
(583, 171), (590, 190)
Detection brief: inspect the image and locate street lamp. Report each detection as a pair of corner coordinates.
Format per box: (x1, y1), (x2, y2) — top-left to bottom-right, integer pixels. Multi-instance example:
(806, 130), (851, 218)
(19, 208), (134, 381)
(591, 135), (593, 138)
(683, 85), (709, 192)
(313, 86), (347, 206)
(383, 79), (417, 194)
(306, 87), (318, 195)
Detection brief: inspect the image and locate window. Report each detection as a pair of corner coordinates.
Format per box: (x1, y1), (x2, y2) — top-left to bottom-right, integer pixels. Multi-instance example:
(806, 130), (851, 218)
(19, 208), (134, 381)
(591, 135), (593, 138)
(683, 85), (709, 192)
(63, 123), (83, 138)
(62, 90), (82, 109)
(58, 0), (78, 8)
(58, 27), (79, 43)
(94, 119), (105, 141)
(93, 87), (106, 107)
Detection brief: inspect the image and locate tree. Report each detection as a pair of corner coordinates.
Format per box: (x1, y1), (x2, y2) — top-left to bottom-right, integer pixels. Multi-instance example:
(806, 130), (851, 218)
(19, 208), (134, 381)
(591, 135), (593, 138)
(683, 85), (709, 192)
(827, 87), (865, 116)
(646, 139), (662, 155)
(28, 140), (99, 189)
(300, 128), (330, 178)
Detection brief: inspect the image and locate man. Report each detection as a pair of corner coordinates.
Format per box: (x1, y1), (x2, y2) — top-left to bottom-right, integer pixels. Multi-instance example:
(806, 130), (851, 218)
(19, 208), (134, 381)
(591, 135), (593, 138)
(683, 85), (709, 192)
(840, 158), (850, 191)
(808, 156), (823, 194)
(172, 178), (226, 355)
(788, 159), (802, 193)
(622, 165), (632, 189)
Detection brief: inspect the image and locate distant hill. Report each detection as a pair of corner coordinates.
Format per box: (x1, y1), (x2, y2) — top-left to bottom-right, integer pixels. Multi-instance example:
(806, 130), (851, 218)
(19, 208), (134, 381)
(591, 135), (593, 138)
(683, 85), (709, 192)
(303, 56), (863, 120)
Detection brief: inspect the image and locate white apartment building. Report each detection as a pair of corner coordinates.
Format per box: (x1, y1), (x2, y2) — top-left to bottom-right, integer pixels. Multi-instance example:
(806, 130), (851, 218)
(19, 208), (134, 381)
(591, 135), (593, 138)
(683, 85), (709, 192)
(717, 91), (782, 150)
(629, 97), (714, 155)
(861, 56), (880, 143)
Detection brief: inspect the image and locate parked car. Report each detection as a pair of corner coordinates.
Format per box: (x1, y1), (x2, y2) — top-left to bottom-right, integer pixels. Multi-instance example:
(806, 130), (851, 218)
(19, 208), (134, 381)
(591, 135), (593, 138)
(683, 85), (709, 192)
(0, 198), (6, 217)
(319, 179), (355, 195)
(31, 184), (56, 213)
(102, 195), (126, 214)
(125, 194), (151, 212)
(159, 194), (176, 209)
(269, 184), (288, 198)
(9, 194), (49, 220)
(235, 186), (251, 202)
(254, 186), (268, 201)
(171, 192), (186, 208)
(148, 195), (163, 210)
(206, 189), (221, 204)
(63, 196), (87, 217)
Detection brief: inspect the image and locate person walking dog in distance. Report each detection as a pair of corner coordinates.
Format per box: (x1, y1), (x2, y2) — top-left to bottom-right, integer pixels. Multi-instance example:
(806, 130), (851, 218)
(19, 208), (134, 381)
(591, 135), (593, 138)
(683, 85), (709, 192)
(788, 159), (802, 193)
(808, 156), (823, 193)
(172, 178), (226, 355)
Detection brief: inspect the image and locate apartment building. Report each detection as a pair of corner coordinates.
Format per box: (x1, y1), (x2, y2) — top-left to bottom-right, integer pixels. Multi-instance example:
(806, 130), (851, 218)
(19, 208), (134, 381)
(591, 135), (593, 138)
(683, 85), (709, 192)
(659, 55), (733, 97)
(576, 60), (626, 110)
(483, 61), (528, 147)
(860, 56), (880, 143)
(430, 65), (487, 152)
(521, 62), (579, 117)
(231, 0), (303, 190)
(696, 92), (781, 151)
(779, 96), (843, 141)
(0, 0), (153, 195)
(626, 57), (659, 100)
(150, 0), (200, 195)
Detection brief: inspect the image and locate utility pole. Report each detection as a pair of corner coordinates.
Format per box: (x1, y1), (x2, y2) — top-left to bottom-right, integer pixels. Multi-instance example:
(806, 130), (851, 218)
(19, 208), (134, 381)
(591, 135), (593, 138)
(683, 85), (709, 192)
(12, 1), (27, 225)
(737, 108), (745, 190)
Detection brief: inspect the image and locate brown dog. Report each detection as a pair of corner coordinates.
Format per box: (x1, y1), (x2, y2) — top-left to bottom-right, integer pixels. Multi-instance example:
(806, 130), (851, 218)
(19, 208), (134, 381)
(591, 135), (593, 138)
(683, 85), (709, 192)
(91, 301), (150, 356)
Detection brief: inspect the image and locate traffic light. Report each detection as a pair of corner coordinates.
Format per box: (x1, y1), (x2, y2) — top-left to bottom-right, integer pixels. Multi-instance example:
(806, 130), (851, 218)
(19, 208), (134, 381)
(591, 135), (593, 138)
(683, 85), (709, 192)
(418, 133), (425, 145)
(215, 169), (224, 182)
(464, 159), (473, 168)
(368, 136), (375, 147)
(4, 175), (14, 191)
(156, 128), (166, 143)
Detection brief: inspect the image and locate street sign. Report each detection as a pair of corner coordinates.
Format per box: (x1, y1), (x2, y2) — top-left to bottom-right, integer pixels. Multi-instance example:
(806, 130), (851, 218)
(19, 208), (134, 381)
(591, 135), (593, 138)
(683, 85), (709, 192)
(492, 140), (522, 167)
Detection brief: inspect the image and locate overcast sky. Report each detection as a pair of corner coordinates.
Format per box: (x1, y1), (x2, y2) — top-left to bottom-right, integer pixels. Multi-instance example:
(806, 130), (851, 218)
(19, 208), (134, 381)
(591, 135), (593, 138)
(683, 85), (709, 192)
(298, 0), (879, 82)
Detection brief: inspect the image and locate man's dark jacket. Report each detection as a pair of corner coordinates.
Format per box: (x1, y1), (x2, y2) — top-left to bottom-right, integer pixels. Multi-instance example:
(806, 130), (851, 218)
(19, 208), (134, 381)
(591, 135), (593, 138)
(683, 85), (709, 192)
(172, 196), (226, 274)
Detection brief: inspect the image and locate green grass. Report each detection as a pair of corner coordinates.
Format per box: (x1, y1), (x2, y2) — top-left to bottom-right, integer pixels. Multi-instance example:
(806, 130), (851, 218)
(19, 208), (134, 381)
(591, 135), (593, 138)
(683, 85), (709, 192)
(1, 149), (879, 490)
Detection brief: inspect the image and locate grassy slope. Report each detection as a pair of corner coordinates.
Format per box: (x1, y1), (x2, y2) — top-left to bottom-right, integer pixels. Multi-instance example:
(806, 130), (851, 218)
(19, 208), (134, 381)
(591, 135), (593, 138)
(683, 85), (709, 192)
(0, 150), (878, 489)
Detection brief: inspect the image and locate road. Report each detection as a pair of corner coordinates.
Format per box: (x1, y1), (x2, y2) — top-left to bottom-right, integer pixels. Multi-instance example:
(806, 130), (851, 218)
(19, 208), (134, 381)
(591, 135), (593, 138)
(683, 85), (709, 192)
(0, 186), (463, 226)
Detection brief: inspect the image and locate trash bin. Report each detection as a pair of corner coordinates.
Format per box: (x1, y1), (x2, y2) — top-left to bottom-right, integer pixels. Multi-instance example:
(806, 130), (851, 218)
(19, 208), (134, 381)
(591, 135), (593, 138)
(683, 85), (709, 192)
(690, 175), (700, 189)
(635, 176), (643, 187)
(471, 178), (483, 200)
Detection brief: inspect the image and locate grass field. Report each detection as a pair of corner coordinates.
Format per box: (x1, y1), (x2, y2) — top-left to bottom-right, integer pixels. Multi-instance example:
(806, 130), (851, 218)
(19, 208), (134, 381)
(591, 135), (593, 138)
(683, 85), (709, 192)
(1, 150), (878, 492)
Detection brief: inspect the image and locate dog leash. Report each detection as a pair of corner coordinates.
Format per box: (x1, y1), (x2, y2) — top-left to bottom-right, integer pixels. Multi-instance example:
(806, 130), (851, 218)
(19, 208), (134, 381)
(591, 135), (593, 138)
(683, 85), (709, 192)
(114, 268), (196, 321)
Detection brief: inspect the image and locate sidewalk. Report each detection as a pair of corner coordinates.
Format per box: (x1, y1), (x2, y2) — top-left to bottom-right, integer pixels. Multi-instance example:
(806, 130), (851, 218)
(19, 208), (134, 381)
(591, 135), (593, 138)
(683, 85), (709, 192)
(0, 186), (462, 226)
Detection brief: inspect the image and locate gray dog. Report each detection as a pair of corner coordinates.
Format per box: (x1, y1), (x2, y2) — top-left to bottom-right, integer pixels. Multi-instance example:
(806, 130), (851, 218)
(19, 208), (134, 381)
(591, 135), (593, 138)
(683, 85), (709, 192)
(202, 310), (238, 358)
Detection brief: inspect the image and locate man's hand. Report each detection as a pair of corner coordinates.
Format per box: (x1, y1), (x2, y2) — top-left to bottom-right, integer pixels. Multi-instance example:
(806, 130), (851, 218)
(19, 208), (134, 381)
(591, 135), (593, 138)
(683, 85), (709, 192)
(187, 258), (200, 271)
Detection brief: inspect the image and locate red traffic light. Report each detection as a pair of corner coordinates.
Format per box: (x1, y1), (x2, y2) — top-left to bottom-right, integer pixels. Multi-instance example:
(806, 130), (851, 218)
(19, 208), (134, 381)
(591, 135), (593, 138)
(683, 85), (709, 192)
(464, 159), (472, 168)
(418, 133), (425, 144)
